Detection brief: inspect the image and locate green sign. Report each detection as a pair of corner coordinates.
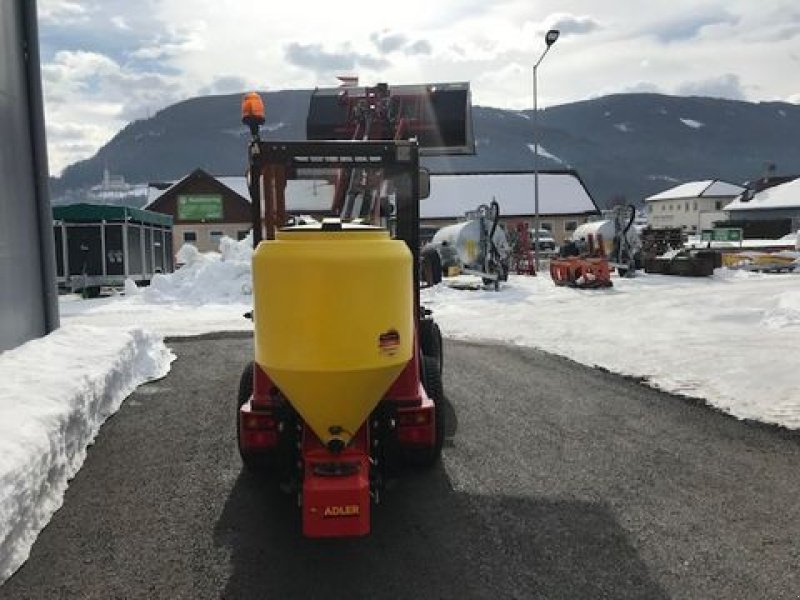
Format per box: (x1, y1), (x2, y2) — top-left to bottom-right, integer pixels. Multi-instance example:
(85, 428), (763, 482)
(177, 194), (223, 221)
(701, 228), (743, 242)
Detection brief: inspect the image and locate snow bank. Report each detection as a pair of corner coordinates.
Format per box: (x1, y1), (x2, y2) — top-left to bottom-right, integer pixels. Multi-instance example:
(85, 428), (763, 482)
(60, 236), (255, 337)
(144, 236), (253, 305)
(422, 270), (800, 430)
(0, 325), (174, 583)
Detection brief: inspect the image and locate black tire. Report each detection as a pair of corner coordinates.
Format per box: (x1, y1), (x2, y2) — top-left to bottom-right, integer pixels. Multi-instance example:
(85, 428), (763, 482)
(406, 355), (445, 468)
(82, 286), (101, 299)
(236, 361), (267, 473)
(420, 245), (443, 286)
(419, 319), (444, 375)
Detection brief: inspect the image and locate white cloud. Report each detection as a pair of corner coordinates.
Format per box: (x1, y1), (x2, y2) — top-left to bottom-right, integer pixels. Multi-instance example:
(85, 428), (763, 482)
(677, 73), (745, 100)
(41, 50), (187, 173)
(37, 0), (800, 177)
(110, 16), (130, 30)
(38, 0), (87, 24)
(542, 13), (601, 36)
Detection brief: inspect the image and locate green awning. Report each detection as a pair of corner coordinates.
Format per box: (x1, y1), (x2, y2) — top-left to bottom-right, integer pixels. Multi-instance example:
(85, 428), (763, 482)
(52, 203), (173, 227)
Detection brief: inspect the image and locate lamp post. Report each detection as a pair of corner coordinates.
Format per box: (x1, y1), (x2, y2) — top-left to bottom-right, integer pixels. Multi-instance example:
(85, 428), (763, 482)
(532, 28), (559, 272)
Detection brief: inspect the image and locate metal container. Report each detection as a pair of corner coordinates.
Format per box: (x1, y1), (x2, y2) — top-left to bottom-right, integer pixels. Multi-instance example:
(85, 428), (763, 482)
(432, 220), (510, 269)
(252, 223), (412, 447)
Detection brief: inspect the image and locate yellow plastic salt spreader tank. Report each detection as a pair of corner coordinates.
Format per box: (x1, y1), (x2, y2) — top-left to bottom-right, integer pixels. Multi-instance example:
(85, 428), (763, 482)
(252, 222), (413, 449)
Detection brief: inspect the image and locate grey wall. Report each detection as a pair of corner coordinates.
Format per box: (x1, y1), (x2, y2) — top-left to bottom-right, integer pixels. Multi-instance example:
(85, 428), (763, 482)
(0, 0), (59, 353)
(728, 209), (800, 233)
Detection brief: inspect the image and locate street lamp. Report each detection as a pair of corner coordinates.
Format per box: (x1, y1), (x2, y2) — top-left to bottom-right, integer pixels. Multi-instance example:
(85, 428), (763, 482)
(532, 28), (559, 272)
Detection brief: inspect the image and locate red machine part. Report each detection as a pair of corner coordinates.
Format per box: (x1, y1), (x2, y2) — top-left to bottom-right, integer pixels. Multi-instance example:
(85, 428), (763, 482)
(238, 356), (438, 537)
(510, 222), (536, 275)
(302, 426), (371, 537)
(238, 363), (279, 452)
(549, 233), (613, 288)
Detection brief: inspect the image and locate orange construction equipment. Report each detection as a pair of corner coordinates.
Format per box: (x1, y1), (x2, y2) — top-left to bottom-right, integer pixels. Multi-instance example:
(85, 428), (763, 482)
(549, 256), (612, 288)
(549, 233), (613, 288)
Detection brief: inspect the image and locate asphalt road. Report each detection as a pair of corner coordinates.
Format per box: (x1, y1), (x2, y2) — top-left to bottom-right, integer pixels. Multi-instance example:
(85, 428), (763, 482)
(2, 333), (799, 599)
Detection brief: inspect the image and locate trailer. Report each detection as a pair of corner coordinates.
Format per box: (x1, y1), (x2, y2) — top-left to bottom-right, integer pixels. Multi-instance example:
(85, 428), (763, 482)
(53, 203), (173, 296)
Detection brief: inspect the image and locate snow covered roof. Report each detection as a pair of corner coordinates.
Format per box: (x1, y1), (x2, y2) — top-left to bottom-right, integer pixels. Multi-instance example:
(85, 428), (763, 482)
(147, 170), (598, 219)
(422, 172), (599, 219)
(725, 177), (800, 211)
(216, 177), (249, 199)
(646, 180), (745, 202)
(145, 174), (249, 209)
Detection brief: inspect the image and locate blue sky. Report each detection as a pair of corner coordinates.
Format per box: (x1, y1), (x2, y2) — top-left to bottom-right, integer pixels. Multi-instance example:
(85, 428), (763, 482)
(38, 0), (800, 176)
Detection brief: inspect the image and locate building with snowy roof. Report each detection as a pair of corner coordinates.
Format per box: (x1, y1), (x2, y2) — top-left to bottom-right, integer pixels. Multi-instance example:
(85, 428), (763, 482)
(645, 179), (745, 232)
(422, 170), (600, 244)
(723, 176), (800, 236)
(146, 169), (252, 253)
(148, 168), (600, 250)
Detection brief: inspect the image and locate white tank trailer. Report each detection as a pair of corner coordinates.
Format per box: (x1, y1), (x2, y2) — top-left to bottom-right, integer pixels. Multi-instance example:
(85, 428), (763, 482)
(570, 205), (642, 276)
(430, 201), (511, 288)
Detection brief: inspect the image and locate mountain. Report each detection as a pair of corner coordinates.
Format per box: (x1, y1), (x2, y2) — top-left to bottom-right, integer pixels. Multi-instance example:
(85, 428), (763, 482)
(51, 90), (800, 208)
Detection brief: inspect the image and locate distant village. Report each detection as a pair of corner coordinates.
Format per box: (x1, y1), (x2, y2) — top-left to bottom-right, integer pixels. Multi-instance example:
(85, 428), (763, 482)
(74, 163), (800, 257)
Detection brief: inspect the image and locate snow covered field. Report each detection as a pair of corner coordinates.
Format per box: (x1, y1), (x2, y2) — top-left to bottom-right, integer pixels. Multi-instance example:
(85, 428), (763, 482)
(423, 270), (800, 428)
(2, 234), (798, 583)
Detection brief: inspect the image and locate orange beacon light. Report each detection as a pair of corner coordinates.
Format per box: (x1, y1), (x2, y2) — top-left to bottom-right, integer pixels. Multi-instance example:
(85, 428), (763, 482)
(242, 92), (265, 136)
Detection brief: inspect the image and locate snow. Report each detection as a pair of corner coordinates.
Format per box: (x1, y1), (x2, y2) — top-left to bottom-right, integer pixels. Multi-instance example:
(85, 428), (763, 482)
(421, 270), (800, 429)
(680, 118), (704, 129)
(527, 143), (566, 165)
(725, 177), (800, 211)
(646, 180), (745, 202)
(647, 174), (680, 183)
(424, 172), (597, 219)
(5, 232), (800, 583)
(0, 325), (173, 583)
(614, 123), (631, 133)
(60, 236), (254, 337)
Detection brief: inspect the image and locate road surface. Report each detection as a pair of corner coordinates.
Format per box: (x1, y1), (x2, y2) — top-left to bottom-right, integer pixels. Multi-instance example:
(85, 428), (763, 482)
(2, 334), (799, 599)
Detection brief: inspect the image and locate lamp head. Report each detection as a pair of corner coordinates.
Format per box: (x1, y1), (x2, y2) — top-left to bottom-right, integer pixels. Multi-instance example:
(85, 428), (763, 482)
(545, 29), (560, 46)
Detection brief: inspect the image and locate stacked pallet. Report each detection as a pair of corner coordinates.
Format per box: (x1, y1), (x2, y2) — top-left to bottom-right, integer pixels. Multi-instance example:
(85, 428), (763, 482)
(640, 227), (684, 259)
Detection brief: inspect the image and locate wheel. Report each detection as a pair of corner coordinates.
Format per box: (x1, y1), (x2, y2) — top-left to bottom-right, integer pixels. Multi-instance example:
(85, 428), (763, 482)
(236, 361), (268, 473)
(420, 245), (443, 286)
(419, 319), (443, 374)
(406, 355), (445, 468)
(82, 286), (101, 299)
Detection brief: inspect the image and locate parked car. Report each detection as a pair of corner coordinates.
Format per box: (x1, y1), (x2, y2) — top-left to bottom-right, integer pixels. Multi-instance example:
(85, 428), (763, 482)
(530, 229), (558, 258)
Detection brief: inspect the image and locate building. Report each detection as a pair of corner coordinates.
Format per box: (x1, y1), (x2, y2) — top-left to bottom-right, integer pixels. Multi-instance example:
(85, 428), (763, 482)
(723, 176), (800, 237)
(146, 169), (252, 253)
(645, 180), (745, 232)
(86, 166), (148, 204)
(422, 171), (600, 245)
(1, 0), (59, 352)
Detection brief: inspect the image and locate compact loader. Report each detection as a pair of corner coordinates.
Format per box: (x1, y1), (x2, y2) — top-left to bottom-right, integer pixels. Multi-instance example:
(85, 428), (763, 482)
(236, 83), (473, 537)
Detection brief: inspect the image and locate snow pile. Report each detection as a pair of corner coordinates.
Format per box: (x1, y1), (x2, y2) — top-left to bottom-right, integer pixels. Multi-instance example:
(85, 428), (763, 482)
(123, 278), (142, 296)
(144, 236), (253, 305)
(60, 235), (254, 337)
(422, 270), (800, 429)
(761, 290), (800, 328)
(0, 325), (174, 583)
(680, 118), (704, 129)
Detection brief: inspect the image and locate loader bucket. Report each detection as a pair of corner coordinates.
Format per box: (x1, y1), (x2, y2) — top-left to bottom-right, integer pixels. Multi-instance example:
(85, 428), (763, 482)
(306, 82), (475, 156)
